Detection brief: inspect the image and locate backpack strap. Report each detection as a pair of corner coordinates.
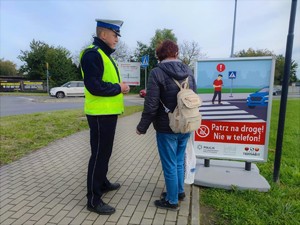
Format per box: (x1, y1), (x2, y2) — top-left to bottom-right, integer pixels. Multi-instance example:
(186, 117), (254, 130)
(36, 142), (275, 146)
(160, 100), (171, 113)
(173, 77), (189, 89)
(160, 77), (190, 113)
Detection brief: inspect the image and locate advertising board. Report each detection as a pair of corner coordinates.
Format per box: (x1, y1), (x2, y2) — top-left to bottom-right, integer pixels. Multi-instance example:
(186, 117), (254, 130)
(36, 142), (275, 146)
(194, 57), (275, 162)
(118, 62), (141, 86)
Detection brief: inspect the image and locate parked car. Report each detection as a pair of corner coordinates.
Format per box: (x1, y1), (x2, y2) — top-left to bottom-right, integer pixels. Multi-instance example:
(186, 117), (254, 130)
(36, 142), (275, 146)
(273, 87), (282, 96)
(246, 86), (269, 108)
(50, 81), (84, 98)
(139, 89), (146, 98)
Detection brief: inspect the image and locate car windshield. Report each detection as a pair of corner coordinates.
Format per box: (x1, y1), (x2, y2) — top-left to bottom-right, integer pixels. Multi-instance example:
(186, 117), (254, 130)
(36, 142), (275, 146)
(258, 87), (269, 93)
(62, 82), (71, 87)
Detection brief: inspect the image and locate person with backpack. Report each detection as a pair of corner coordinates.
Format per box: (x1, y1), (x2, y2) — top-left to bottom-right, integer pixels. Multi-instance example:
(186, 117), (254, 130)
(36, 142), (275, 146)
(136, 40), (198, 211)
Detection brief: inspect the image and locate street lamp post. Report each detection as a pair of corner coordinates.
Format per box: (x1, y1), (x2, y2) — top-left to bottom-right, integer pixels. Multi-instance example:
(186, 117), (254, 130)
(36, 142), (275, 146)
(230, 0), (237, 58)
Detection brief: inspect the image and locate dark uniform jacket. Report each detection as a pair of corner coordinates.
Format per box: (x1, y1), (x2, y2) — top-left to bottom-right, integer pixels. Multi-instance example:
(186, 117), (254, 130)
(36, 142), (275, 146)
(137, 59), (197, 134)
(80, 37), (121, 96)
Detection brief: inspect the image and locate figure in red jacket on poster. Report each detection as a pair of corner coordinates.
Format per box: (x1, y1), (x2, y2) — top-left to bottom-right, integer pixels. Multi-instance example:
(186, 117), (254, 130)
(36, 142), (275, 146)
(212, 74), (223, 104)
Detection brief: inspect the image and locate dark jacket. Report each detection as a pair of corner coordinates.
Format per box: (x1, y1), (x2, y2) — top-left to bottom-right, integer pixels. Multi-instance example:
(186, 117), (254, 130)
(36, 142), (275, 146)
(137, 59), (197, 134)
(80, 37), (121, 96)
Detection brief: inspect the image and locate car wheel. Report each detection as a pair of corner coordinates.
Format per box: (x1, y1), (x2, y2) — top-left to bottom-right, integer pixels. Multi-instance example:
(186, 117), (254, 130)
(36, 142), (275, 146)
(56, 92), (65, 98)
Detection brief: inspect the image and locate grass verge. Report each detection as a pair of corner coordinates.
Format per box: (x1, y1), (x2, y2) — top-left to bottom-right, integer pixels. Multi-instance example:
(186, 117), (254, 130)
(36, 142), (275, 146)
(200, 99), (300, 225)
(0, 106), (143, 166)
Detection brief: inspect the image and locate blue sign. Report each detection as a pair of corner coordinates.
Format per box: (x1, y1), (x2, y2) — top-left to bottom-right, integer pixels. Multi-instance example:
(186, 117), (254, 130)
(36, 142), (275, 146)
(141, 55), (149, 67)
(228, 71), (237, 79)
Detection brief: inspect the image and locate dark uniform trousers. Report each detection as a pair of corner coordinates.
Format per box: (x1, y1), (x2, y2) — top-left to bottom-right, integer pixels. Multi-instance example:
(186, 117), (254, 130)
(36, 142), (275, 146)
(86, 114), (118, 207)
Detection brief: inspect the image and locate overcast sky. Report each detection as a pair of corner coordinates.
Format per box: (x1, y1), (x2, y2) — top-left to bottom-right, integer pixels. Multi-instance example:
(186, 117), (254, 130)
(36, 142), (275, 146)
(1, 0), (299, 78)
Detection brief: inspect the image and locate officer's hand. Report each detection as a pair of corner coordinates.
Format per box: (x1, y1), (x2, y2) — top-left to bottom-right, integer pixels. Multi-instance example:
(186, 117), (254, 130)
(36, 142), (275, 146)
(119, 82), (130, 94)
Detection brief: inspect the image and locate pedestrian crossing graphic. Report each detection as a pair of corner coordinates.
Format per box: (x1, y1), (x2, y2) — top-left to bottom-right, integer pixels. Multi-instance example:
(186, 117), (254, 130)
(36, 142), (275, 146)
(199, 101), (265, 122)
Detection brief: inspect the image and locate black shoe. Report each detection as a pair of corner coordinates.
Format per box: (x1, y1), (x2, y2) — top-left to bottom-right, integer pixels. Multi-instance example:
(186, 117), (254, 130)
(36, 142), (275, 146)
(101, 183), (121, 193)
(212, 101), (215, 104)
(154, 199), (179, 211)
(87, 201), (115, 215)
(160, 192), (186, 201)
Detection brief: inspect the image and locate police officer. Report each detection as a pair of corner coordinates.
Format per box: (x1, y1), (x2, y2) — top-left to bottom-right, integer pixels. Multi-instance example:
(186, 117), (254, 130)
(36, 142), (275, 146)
(80, 19), (130, 215)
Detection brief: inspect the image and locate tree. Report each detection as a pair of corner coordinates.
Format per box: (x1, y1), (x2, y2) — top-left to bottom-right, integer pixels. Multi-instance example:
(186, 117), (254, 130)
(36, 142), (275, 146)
(0, 58), (19, 76)
(234, 48), (298, 85)
(46, 46), (81, 86)
(178, 40), (206, 68)
(150, 29), (177, 50)
(112, 40), (132, 62)
(275, 54), (298, 84)
(132, 29), (178, 89)
(18, 39), (81, 87)
(18, 40), (49, 80)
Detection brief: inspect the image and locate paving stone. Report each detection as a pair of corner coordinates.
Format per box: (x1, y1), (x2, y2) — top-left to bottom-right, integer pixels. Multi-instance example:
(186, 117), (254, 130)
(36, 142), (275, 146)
(122, 205), (136, 217)
(116, 199), (130, 210)
(107, 209), (122, 223)
(35, 215), (52, 225)
(177, 215), (189, 225)
(116, 216), (130, 225)
(144, 206), (156, 219)
(140, 218), (153, 225)
(69, 212), (89, 225)
(0, 112), (198, 225)
(47, 203), (65, 216)
(129, 211), (144, 224)
(10, 206), (32, 219)
(153, 213), (166, 225)
(135, 200), (148, 213)
(30, 208), (50, 221)
(48, 210), (69, 224)
(0, 203), (14, 214)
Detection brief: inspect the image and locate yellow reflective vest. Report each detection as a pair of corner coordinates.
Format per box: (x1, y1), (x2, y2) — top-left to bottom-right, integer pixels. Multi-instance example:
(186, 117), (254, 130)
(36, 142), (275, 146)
(80, 45), (124, 115)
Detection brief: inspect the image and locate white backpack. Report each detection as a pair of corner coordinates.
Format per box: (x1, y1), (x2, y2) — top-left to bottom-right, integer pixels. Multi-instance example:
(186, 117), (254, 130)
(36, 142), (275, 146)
(161, 77), (202, 133)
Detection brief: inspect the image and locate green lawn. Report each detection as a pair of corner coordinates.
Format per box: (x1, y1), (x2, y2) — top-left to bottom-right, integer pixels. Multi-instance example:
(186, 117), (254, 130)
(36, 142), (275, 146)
(0, 106), (143, 166)
(200, 99), (300, 225)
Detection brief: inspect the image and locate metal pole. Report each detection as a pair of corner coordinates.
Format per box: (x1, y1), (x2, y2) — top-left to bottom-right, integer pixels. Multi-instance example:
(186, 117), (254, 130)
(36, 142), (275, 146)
(273, 0), (297, 183)
(245, 162), (251, 171)
(230, 79), (233, 97)
(47, 70), (49, 93)
(46, 62), (49, 94)
(145, 67), (147, 90)
(230, 0), (237, 57)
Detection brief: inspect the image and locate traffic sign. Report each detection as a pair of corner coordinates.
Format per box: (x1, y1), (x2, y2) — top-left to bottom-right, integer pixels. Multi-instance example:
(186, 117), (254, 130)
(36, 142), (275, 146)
(216, 63), (226, 72)
(141, 55), (149, 67)
(228, 71), (237, 79)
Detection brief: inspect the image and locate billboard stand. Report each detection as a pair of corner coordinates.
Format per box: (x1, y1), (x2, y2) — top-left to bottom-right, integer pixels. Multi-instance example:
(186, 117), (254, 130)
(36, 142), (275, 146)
(204, 159), (252, 171)
(193, 57), (275, 192)
(194, 159), (270, 192)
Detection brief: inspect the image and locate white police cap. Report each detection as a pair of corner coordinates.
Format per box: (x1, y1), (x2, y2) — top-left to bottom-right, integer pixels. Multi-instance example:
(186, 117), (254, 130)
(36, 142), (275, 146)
(95, 19), (123, 37)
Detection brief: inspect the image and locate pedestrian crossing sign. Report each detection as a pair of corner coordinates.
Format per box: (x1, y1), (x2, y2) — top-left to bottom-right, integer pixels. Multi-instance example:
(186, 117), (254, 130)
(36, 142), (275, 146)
(141, 55), (149, 68)
(228, 71), (237, 79)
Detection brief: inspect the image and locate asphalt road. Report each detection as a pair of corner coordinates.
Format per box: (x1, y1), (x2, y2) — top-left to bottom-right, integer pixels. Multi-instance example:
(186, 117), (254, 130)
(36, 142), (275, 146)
(1, 93), (298, 117)
(0, 95), (145, 117)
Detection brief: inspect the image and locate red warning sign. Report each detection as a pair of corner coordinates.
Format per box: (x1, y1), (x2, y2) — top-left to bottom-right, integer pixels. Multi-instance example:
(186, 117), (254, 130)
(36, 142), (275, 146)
(195, 120), (266, 145)
(216, 63), (225, 72)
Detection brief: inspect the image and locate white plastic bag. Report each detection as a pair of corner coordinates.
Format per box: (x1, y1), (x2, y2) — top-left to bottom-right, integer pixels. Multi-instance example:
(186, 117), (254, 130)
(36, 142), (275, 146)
(184, 135), (196, 184)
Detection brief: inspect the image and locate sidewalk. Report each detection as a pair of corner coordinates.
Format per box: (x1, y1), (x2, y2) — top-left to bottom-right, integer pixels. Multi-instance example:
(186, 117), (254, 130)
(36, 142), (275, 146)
(0, 112), (200, 225)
